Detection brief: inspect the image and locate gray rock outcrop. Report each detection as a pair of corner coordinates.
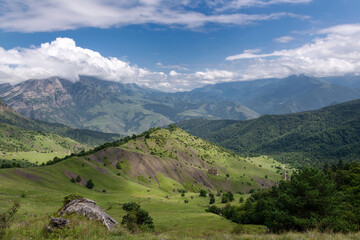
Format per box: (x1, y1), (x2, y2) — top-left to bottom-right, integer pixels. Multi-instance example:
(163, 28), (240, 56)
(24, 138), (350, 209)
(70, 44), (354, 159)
(58, 198), (118, 230)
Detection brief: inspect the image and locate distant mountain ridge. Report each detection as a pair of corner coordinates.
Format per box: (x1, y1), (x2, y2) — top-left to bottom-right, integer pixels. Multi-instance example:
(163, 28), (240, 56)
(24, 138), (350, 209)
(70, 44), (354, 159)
(190, 75), (360, 114)
(1, 75), (359, 135)
(0, 98), (120, 147)
(177, 99), (360, 167)
(0, 76), (259, 135)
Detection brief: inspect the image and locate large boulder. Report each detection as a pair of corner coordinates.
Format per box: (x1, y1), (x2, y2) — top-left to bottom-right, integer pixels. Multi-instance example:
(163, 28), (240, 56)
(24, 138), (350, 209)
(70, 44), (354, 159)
(58, 198), (118, 230)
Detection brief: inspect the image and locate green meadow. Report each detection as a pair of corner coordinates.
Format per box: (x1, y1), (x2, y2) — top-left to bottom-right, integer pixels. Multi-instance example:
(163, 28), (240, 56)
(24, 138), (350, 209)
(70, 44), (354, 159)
(0, 127), (294, 239)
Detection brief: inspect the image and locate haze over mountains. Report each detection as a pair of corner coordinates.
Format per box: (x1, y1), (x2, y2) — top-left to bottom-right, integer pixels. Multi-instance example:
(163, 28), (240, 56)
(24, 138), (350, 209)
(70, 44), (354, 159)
(1, 74), (359, 135)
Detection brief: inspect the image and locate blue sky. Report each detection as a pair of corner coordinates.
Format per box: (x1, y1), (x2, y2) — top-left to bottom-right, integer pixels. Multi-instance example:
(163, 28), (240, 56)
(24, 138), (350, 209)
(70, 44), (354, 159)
(0, 0), (360, 91)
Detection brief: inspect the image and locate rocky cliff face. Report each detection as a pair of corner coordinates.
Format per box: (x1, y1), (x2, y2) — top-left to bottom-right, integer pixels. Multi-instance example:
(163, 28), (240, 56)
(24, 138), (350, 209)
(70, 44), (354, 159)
(0, 76), (258, 135)
(0, 77), (77, 126)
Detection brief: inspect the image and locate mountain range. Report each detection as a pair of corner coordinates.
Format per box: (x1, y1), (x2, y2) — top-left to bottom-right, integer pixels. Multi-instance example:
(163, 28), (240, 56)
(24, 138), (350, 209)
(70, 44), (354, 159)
(177, 99), (360, 168)
(1, 75), (359, 135)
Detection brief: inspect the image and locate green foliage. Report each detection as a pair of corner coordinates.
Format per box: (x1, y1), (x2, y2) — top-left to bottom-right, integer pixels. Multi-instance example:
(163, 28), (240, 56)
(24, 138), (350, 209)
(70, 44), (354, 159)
(199, 189), (207, 197)
(178, 99), (360, 168)
(209, 193), (215, 204)
(116, 162), (122, 169)
(221, 192), (234, 203)
(76, 175), (81, 182)
(208, 165), (360, 233)
(63, 193), (83, 205)
(239, 197), (244, 203)
(121, 202), (154, 233)
(0, 202), (20, 238)
(206, 205), (222, 215)
(86, 179), (94, 189)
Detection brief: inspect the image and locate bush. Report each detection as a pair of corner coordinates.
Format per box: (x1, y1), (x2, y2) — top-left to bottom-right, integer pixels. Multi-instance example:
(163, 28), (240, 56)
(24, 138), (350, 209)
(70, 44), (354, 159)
(221, 192), (234, 203)
(184, 200), (189, 204)
(63, 193), (83, 205)
(86, 179), (94, 189)
(76, 175), (81, 182)
(116, 162), (122, 169)
(199, 189), (207, 197)
(209, 193), (215, 204)
(0, 202), (20, 238)
(70, 178), (75, 183)
(206, 205), (221, 215)
(121, 202), (154, 233)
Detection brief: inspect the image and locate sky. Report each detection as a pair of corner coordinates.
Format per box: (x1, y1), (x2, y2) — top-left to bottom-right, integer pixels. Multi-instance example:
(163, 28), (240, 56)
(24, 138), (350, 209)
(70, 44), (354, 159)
(0, 0), (360, 91)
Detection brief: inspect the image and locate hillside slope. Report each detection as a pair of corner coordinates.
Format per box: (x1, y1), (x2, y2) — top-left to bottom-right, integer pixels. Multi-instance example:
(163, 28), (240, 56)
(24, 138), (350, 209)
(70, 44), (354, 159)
(0, 99), (120, 165)
(0, 126), (289, 238)
(0, 99), (120, 146)
(177, 99), (360, 167)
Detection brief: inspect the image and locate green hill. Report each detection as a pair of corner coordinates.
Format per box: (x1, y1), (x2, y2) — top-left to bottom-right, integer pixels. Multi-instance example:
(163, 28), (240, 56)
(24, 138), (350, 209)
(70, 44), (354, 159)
(0, 126), (290, 238)
(177, 99), (360, 168)
(0, 99), (120, 165)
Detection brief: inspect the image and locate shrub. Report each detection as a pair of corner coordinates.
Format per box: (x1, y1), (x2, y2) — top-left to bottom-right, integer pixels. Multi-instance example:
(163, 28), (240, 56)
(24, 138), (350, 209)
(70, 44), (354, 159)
(76, 175), (81, 182)
(221, 192), (234, 203)
(0, 202), (20, 238)
(116, 162), (122, 169)
(184, 200), (189, 204)
(70, 178), (75, 183)
(206, 205), (221, 215)
(199, 189), (207, 197)
(209, 193), (215, 204)
(86, 179), (94, 189)
(63, 193), (83, 205)
(239, 197), (244, 203)
(121, 202), (154, 233)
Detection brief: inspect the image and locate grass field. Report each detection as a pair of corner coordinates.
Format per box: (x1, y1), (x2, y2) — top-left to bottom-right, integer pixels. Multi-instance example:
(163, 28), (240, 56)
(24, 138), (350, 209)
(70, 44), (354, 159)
(0, 127), (298, 239)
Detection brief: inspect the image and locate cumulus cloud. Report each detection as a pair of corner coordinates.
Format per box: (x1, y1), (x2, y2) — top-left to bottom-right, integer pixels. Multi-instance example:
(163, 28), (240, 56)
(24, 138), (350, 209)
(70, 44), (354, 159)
(0, 0), (309, 32)
(0, 37), (237, 91)
(226, 23), (360, 79)
(273, 35), (295, 43)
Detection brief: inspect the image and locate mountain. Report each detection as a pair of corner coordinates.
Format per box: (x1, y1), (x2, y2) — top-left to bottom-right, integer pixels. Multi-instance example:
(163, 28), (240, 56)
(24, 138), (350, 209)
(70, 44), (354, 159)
(0, 98), (120, 146)
(0, 126), (289, 238)
(320, 75), (360, 89)
(190, 75), (360, 114)
(0, 99), (120, 165)
(1, 75), (359, 136)
(177, 99), (360, 167)
(0, 76), (258, 135)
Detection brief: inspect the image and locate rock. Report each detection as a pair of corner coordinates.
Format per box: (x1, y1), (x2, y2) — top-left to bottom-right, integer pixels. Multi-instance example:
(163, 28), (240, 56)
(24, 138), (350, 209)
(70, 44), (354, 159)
(58, 198), (118, 230)
(49, 217), (70, 229)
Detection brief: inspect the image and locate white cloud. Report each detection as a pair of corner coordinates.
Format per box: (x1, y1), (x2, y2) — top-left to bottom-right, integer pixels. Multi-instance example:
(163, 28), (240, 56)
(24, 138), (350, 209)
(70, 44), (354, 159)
(0, 0), (309, 32)
(226, 23), (360, 79)
(273, 35), (294, 43)
(214, 0), (312, 11)
(0, 37), (238, 92)
(169, 70), (179, 76)
(0, 37), (155, 84)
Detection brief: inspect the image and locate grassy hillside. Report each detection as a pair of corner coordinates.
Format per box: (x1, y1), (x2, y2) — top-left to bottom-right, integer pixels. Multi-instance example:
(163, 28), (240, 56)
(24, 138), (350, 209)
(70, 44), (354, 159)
(0, 98), (120, 146)
(177, 99), (360, 168)
(0, 99), (121, 165)
(0, 122), (85, 166)
(0, 126), (291, 239)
